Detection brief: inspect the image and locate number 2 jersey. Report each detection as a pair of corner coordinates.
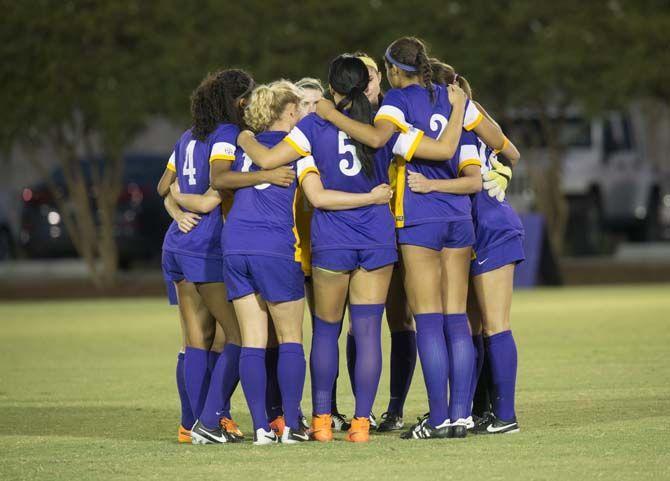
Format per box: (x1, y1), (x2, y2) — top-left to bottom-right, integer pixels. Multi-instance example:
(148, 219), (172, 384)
(472, 139), (525, 257)
(376, 83), (483, 228)
(162, 123), (238, 259)
(285, 112), (422, 253)
(222, 130), (302, 262)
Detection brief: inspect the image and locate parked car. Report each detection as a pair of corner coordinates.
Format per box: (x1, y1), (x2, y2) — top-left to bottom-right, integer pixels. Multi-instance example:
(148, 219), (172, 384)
(19, 153), (172, 267)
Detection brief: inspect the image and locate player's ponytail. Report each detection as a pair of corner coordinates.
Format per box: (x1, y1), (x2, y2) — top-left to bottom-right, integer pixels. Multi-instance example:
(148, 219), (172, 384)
(430, 58), (473, 98)
(191, 69), (255, 140)
(328, 54), (377, 177)
(386, 37), (434, 103)
(244, 80), (302, 133)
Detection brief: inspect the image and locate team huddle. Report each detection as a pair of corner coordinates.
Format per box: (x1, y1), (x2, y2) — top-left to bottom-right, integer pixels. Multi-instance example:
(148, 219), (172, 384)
(158, 36), (523, 445)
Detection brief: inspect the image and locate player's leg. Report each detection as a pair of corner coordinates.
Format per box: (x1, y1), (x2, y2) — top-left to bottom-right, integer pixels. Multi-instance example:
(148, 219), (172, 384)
(177, 280), (215, 425)
(472, 263), (520, 434)
(441, 245), (476, 437)
(399, 243), (450, 437)
(378, 263), (416, 432)
(267, 297), (307, 443)
(467, 283), (491, 421)
(171, 282), (194, 443)
(345, 262), (394, 442)
(309, 266), (350, 441)
(265, 321), (284, 435)
(193, 282), (244, 440)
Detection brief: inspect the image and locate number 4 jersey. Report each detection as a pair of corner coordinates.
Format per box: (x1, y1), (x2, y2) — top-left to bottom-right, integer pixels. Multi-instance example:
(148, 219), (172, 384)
(284, 112), (422, 253)
(162, 124), (238, 259)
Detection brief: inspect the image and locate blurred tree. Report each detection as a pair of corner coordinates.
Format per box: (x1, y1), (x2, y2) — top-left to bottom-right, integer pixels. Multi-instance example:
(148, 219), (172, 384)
(0, 1), (184, 287)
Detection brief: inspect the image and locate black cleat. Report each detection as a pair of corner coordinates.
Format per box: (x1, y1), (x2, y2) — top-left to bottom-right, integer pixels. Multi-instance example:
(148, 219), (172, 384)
(191, 419), (235, 444)
(369, 411), (378, 430)
(472, 414), (520, 435)
(281, 425), (310, 444)
(331, 412), (351, 431)
(299, 414), (310, 431)
(400, 414), (450, 440)
(377, 412), (404, 432)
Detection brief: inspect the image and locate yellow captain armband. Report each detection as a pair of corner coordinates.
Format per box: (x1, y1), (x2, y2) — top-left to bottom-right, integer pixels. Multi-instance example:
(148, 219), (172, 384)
(494, 136), (509, 155)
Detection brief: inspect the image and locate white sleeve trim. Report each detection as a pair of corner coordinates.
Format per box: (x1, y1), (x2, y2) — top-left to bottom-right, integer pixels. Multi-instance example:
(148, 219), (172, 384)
(392, 127), (423, 159)
(375, 105), (410, 132)
(210, 141), (236, 159)
(463, 102), (483, 130)
(286, 126), (312, 156)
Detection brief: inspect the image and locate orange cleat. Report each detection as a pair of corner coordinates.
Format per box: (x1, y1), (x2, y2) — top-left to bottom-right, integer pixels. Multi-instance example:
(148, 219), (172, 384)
(345, 416), (370, 443)
(310, 414), (333, 442)
(220, 417), (244, 439)
(178, 425), (192, 444)
(269, 415), (286, 437)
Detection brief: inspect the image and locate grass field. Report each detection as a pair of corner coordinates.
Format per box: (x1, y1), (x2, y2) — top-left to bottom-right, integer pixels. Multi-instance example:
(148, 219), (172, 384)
(1, 285), (669, 480)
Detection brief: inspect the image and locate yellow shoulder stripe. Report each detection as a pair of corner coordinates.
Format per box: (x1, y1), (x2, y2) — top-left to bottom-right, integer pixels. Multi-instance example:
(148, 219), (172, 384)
(298, 167), (320, 185)
(405, 129), (424, 162)
(166, 163), (176, 172)
(374, 114), (409, 133)
(464, 112), (483, 131)
(209, 154), (235, 163)
(283, 137), (310, 157)
(458, 159), (482, 176)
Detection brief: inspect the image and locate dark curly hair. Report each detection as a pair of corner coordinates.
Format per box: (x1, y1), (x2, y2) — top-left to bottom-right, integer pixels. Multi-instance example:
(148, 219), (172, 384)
(386, 37), (434, 103)
(191, 69), (254, 140)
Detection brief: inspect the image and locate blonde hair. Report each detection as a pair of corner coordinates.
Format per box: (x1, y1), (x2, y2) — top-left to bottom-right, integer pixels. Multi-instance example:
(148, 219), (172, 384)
(244, 80), (303, 132)
(295, 77), (325, 94)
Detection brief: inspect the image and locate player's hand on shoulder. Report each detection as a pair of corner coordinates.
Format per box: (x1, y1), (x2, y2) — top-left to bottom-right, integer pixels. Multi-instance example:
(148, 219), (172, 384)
(315, 99), (336, 120)
(407, 170), (433, 194)
(177, 211), (201, 233)
(370, 183), (393, 204)
(482, 158), (512, 202)
(265, 166), (295, 187)
(447, 84), (466, 107)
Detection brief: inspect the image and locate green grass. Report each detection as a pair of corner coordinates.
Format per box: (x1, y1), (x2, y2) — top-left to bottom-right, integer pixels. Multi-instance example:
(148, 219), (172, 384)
(1, 285), (669, 480)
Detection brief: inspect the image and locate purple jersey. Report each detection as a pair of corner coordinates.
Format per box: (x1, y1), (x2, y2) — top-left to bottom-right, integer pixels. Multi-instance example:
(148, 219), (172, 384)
(222, 131), (301, 261)
(162, 124), (238, 259)
(472, 138), (524, 255)
(286, 113), (417, 252)
(375, 84), (483, 227)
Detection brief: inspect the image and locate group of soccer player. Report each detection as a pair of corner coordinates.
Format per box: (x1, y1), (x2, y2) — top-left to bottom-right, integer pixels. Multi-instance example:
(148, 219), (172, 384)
(157, 36), (524, 445)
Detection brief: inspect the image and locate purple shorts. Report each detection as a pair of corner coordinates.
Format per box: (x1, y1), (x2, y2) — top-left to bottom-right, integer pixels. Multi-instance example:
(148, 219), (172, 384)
(223, 255), (304, 303)
(162, 250), (225, 283)
(397, 220), (475, 251)
(470, 235), (525, 277)
(165, 280), (178, 306)
(312, 248), (397, 272)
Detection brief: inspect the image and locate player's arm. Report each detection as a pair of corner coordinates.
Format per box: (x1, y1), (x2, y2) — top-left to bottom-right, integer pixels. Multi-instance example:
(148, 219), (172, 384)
(236, 131), (301, 170)
(407, 164), (482, 195)
(300, 172), (392, 210)
(316, 99), (396, 149)
(469, 101), (520, 166)
(157, 168), (176, 197)
(169, 184), (221, 214)
(210, 158), (295, 190)
(163, 192), (200, 233)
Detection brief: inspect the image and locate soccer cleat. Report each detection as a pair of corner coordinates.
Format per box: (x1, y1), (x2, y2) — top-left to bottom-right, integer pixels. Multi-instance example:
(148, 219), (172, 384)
(472, 414), (520, 435)
(400, 414), (451, 440)
(190, 419), (234, 444)
(300, 414), (310, 431)
(310, 414), (333, 442)
(269, 415), (286, 437)
(331, 412), (351, 431)
(369, 411), (378, 430)
(471, 412), (493, 431)
(345, 416), (371, 443)
(449, 418), (470, 438)
(376, 412), (404, 432)
(281, 426), (310, 444)
(178, 425), (192, 444)
(253, 428), (280, 445)
(220, 417), (244, 440)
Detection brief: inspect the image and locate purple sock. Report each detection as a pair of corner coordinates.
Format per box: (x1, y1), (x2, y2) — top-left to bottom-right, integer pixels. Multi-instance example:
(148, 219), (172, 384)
(485, 330), (518, 421)
(415, 313), (449, 427)
(470, 334), (485, 409)
(350, 304), (383, 419)
(208, 350), (220, 373)
(199, 343), (240, 429)
(219, 344), (241, 419)
(346, 332), (356, 394)
(239, 347), (269, 431)
(184, 347), (211, 420)
(310, 316), (341, 415)
(265, 347), (283, 421)
(387, 330), (417, 416)
(444, 313), (475, 421)
(176, 352), (194, 429)
(278, 343), (306, 430)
